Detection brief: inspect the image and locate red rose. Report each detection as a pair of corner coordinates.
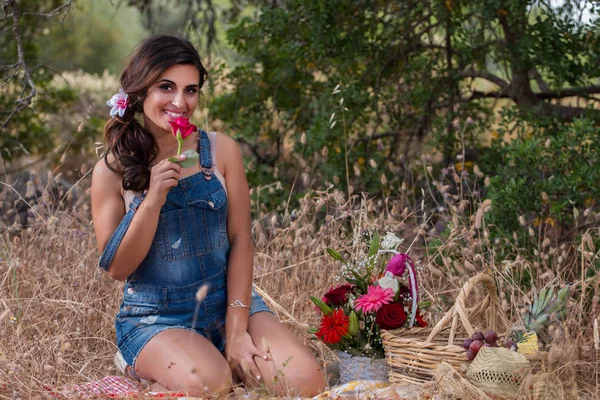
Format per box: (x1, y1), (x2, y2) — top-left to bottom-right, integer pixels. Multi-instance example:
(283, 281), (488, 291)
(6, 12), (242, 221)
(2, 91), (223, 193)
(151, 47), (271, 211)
(398, 283), (411, 297)
(316, 309), (349, 344)
(376, 302), (407, 330)
(168, 117), (197, 139)
(324, 284), (354, 306)
(414, 309), (428, 327)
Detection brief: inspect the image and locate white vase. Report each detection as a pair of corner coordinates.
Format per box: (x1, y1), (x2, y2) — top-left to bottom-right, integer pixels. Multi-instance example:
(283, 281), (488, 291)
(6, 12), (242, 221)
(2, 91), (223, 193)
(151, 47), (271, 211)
(336, 350), (389, 384)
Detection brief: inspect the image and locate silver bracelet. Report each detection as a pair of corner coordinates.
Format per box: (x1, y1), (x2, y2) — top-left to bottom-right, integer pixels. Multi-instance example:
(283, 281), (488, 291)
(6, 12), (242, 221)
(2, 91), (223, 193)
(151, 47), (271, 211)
(228, 300), (250, 309)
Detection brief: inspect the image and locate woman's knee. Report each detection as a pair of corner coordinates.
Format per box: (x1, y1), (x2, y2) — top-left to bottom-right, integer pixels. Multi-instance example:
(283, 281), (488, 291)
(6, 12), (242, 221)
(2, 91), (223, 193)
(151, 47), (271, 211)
(273, 353), (326, 397)
(179, 359), (233, 396)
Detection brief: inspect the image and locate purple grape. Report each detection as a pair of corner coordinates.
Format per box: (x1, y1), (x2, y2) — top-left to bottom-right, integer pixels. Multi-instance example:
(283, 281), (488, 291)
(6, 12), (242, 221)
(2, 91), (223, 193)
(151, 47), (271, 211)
(469, 340), (483, 353)
(463, 338), (473, 350)
(466, 348), (476, 361)
(484, 330), (498, 344)
(504, 339), (518, 351)
(471, 331), (484, 342)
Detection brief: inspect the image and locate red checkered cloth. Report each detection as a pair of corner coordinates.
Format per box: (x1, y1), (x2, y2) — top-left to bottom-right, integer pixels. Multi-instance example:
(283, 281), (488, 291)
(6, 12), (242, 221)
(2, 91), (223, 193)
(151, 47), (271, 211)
(43, 375), (187, 398)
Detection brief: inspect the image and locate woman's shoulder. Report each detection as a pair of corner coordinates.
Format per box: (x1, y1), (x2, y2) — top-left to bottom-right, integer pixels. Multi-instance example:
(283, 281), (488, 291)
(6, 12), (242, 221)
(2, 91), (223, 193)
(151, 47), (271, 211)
(212, 131), (236, 147)
(92, 154), (123, 195)
(212, 132), (241, 158)
(211, 132), (243, 175)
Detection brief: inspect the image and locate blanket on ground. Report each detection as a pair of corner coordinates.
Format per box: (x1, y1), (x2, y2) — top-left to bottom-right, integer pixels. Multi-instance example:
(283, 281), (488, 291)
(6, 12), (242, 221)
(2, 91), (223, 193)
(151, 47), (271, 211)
(43, 377), (424, 399)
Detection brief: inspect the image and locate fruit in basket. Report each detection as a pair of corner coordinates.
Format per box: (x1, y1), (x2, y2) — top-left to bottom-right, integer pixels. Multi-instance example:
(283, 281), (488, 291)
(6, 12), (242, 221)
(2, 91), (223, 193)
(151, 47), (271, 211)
(484, 330), (498, 344)
(471, 331), (485, 342)
(505, 339), (518, 351)
(469, 340), (483, 352)
(463, 338), (473, 350)
(466, 348), (476, 361)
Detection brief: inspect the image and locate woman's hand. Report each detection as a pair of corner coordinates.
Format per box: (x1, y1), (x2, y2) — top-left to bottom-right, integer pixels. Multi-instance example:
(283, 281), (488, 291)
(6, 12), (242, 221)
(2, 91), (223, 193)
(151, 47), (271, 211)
(144, 155), (185, 209)
(225, 330), (270, 383)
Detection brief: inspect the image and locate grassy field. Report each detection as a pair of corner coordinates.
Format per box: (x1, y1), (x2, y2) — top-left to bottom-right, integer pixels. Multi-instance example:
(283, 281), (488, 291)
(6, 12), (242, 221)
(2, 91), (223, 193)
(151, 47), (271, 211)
(0, 159), (598, 399)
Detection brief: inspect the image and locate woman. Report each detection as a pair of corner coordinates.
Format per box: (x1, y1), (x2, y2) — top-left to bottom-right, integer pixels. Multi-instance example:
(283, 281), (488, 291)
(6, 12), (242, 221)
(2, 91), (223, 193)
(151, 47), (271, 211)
(92, 34), (325, 397)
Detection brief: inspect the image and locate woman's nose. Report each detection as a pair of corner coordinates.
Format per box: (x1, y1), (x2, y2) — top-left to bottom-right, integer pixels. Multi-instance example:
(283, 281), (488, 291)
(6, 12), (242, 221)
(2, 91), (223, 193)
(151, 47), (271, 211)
(171, 91), (185, 108)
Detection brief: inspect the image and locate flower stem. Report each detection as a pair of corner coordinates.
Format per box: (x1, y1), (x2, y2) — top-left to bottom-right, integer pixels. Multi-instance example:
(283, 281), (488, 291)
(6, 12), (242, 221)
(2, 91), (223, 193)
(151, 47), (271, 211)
(177, 138), (182, 156)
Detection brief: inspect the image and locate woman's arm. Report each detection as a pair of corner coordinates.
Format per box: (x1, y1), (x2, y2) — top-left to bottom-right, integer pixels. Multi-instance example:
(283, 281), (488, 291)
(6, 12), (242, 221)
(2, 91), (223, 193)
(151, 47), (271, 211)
(91, 155), (183, 281)
(219, 134), (269, 380)
(220, 135), (254, 335)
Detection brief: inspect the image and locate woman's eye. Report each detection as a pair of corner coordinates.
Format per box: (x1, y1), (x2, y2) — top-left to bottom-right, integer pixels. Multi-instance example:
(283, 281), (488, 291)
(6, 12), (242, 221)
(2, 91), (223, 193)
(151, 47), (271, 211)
(159, 84), (172, 91)
(186, 88), (198, 94)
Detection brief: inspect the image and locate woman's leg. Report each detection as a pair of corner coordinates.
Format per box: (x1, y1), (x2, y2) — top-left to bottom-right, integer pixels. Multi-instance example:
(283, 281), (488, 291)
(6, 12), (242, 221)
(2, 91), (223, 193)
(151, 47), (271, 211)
(134, 328), (233, 397)
(247, 312), (326, 397)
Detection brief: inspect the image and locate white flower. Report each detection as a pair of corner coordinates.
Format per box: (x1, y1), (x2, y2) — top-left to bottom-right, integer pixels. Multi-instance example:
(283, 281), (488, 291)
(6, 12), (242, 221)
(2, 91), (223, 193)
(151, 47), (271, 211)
(106, 88), (128, 118)
(377, 271), (399, 293)
(381, 232), (403, 250)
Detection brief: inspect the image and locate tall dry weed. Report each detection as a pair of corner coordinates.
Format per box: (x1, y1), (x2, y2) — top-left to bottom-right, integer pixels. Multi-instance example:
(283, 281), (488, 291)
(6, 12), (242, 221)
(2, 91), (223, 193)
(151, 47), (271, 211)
(0, 156), (599, 398)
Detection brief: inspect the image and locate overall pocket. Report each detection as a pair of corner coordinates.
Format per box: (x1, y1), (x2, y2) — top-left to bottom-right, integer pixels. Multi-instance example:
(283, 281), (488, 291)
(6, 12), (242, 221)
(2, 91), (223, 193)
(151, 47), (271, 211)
(115, 284), (162, 344)
(118, 283), (160, 318)
(154, 188), (228, 261)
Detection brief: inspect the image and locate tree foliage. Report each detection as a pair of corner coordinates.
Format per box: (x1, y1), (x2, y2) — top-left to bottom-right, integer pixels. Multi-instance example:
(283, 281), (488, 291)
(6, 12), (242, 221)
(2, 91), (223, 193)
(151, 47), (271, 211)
(0, 0), (79, 161)
(209, 0), (600, 199)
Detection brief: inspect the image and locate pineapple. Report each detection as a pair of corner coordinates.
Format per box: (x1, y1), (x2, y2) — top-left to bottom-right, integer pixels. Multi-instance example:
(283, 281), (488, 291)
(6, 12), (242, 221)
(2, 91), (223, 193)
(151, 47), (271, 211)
(519, 284), (570, 345)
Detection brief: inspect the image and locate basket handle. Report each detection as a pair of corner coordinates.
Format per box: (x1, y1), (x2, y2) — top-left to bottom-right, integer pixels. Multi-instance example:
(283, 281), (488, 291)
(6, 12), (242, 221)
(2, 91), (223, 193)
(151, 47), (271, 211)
(425, 273), (509, 346)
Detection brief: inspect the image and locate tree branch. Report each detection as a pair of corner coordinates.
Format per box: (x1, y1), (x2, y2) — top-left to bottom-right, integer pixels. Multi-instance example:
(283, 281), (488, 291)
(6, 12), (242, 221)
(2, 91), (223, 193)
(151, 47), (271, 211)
(0, 0), (36, 132)
(467, 90), (511, 100)
(457, 70), (509, 89)
(0, 0), (73, 132)
(531, 67), (550, 92)
(357, 130), (407, 143)
(537, 85), (600, 100)
(22, 0), (72, 20)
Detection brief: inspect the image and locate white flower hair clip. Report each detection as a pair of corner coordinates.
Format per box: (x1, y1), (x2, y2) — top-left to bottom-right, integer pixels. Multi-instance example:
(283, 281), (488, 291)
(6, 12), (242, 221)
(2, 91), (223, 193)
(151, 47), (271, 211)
(106, 88), (128, 118)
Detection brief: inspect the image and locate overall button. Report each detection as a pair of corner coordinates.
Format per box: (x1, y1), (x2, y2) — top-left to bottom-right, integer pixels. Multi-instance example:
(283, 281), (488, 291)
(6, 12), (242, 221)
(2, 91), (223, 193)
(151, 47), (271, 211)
(127, 287), (135, 295)
(207, 201), (215, 208)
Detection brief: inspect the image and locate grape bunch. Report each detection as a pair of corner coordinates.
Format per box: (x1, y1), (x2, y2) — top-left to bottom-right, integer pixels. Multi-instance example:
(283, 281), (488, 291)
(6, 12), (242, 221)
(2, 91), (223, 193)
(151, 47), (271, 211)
(462, 330), (517, 361)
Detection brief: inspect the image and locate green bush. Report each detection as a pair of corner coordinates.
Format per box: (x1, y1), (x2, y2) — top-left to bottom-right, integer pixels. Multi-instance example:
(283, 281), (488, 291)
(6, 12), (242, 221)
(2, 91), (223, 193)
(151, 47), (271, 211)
(481, 107), (600, 246)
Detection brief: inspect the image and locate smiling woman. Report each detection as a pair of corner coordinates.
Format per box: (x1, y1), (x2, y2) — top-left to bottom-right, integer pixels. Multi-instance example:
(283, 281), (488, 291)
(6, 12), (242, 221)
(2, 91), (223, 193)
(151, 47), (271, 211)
(91, 35), (326, 397)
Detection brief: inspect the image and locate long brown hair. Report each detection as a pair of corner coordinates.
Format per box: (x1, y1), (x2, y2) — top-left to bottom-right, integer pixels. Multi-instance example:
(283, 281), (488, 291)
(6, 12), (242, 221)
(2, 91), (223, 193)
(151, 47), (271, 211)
(104, 35), (208, 191)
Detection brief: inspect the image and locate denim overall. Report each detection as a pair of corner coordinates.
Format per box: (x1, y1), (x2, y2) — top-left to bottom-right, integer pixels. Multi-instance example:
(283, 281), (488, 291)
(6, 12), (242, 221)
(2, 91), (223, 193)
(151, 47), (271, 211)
(99, 130), (270, 369)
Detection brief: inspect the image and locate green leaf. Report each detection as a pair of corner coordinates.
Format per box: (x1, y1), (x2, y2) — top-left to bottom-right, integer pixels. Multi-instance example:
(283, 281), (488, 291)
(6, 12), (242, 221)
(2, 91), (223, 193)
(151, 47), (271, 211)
(367, 233), (379, 262)
(345, 278), (363, 289)
(307, 327), (318, 334)
(417, 301), (431, 309)
(536, 287), (554, 315)
(310, 296), (333, 315)
(326, 248), (347, 263)
(349, 270), (368, 292)
(348, 311), (359, 336)
(168, 149), (199, 168)
(556, 285), (570, 306)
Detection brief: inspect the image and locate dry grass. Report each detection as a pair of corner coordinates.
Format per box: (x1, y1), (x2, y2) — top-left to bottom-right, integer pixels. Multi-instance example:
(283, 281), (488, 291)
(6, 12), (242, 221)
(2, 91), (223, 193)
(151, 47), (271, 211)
(1, 159), (599, 399)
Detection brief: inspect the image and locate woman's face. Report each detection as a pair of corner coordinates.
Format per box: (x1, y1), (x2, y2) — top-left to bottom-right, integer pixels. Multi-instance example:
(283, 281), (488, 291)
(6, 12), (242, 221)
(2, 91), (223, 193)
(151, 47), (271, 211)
(143, 64), (200, 136)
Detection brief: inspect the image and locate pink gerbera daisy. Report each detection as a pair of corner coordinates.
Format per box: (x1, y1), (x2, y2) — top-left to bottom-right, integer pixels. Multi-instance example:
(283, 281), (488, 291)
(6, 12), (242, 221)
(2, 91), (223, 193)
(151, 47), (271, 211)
(354, 285), (395, 313)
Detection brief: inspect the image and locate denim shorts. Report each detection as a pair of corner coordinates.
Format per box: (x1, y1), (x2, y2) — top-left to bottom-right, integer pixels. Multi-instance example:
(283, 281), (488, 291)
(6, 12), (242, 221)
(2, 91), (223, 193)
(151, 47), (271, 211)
(116, 275), (272, 369)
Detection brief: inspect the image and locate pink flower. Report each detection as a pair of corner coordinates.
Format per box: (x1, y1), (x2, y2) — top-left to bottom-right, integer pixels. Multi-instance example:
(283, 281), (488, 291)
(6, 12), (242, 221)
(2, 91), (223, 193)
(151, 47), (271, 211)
(168, 117), (197, 140)
(386, 253), (409, 276)
(386, 253), (419, 302)
(354, 285), (394, 314)
(106, 89), (128, 118)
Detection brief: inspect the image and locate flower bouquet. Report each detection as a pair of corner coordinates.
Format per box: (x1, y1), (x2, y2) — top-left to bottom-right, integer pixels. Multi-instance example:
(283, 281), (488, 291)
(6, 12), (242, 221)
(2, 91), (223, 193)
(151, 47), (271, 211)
(310, 233), (428, 382)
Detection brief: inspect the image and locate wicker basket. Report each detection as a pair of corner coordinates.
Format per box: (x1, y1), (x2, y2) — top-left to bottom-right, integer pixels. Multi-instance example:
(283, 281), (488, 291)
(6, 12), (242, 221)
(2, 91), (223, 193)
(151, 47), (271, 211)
(381, 273), (510, 385)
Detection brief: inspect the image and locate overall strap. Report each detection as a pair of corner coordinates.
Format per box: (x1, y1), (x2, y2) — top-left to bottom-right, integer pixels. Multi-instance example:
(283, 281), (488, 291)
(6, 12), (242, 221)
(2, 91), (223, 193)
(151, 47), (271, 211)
(98, 192), (146, 272)
(198, 130), (213, 169)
